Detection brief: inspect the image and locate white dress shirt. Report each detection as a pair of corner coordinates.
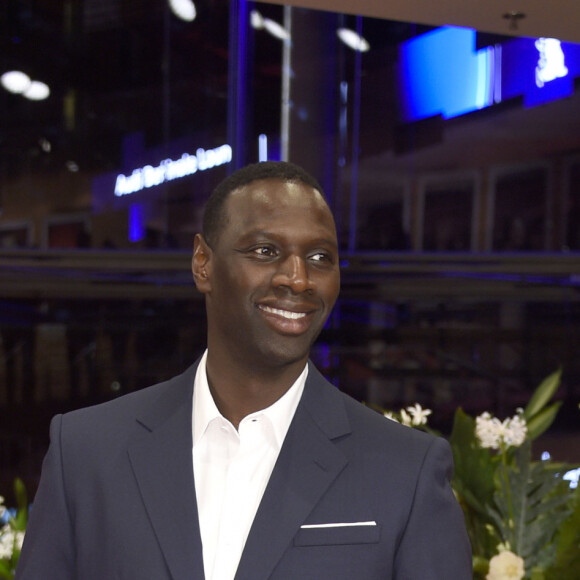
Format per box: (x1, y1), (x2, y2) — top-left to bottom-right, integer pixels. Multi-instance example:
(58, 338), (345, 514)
(192, 350), (306, 580)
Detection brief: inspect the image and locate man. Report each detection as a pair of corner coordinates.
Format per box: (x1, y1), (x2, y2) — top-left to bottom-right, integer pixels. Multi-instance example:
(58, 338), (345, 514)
(16, 161), (472, 579)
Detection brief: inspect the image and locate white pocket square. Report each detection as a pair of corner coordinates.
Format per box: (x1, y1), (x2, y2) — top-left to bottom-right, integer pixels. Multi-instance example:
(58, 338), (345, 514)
(300, 521), (377, 529)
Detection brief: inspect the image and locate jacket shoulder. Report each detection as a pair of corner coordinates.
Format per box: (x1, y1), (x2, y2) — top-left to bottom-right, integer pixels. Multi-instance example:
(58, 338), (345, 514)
(309, 364), (436, 447)
(59, 362), (197, 443)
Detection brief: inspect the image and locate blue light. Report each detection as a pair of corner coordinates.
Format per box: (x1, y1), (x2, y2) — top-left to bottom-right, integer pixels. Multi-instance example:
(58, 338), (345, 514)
(501, 37), (580, 107)
(258, 134), (268, 162)
(398, 26), (580, 123)
(129, 203), (145, 243)
(398, 27), (494, 121)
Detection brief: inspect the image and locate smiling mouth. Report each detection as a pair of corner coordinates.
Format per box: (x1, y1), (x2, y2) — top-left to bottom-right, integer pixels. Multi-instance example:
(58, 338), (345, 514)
(259, 305), (308, 320)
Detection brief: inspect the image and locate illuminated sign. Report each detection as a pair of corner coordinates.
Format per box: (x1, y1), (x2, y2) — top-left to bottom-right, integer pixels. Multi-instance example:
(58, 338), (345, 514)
(535, 38), (568, 88)
(398, 27), (494, 121)
(114, 144), (232, 197)
(501, 36), (580, 107)
(398, 27), (580, 122)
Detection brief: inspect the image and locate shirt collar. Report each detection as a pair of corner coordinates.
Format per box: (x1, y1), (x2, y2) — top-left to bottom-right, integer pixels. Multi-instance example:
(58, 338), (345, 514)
(192, 349), (307, 448)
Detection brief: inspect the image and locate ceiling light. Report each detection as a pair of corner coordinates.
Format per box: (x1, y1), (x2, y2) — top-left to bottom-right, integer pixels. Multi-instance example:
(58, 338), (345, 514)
(1, 70), (31, 94)
(250, 10), (290, 42)
(23, 80), (50, 101)
(502, 10), (526, 31)
(337, 28), (370, 52)
(262, 18), (290, 41)
(250, 10), (264, 29)
(168, 0), (196, 22)
(38, 137), (52, 153)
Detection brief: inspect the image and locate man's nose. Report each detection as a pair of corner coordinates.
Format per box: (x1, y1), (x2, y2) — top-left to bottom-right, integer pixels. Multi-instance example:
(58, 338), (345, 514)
(272, 255), (314, 293)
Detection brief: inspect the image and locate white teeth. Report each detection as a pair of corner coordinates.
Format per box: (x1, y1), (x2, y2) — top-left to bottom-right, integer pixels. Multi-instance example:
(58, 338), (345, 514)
(261, 306), (307, 320)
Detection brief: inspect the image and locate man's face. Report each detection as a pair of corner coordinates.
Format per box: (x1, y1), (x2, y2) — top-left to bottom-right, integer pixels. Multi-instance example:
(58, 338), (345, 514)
(197, 178), (340, 371)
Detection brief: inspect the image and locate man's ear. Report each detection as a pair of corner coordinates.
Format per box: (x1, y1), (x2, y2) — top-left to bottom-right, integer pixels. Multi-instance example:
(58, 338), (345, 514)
(192, 233), (212, 294)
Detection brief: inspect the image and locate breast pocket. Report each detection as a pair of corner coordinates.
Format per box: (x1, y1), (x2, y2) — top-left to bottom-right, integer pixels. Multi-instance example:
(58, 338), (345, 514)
(293, 524), (381, 547)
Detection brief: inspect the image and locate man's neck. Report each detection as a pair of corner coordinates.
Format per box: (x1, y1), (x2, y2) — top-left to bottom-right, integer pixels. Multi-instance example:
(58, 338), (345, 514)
(204, 350), (308, 429)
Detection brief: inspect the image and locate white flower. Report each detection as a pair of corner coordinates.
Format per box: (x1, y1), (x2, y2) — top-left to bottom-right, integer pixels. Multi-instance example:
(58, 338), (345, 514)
(384, 404), (432, 428)
(406, 404), (432, 426)
(0, 524), (14, 560)
(502, 413), (527, 447)
(399, 409), (413, 427)
(15, 530), (24, 551)
(0, 496), (25, 561)
(486, 550), (525, 580)
(475, 411), (527, 450)
(0, 522), (25, 560)
(476, 412), (502, 449)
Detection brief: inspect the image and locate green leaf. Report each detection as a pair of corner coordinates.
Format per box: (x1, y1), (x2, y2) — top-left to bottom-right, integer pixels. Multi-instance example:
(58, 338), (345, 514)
(0, 559), (14, 580)
(526, 487), (570, 522)
(525, 402), (562, 441)
(449, 409), (500, 558)
(472, 556), (489, 574)
(524, 368), (561, 421)
(12, 478), (28, 530)
(530, 568), (546, 580)
(13, 479), (27, 513)
(450, 410), (497, 506)
(550, 485), (580, 567)
(488, 441), (576, 572)
(544, 546), (580, 580)
(512, 442), (533, 554)
(516, 452), (574, 570)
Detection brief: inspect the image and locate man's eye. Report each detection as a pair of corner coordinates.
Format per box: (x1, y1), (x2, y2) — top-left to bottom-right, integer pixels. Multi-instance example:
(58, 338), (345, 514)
(310, 252), (331, 263)
(253, 246), (277, 257)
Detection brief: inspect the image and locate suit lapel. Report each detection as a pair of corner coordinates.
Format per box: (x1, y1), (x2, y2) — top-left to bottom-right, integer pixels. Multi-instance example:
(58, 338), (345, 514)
(128, 363), (206, 580)
(234, 364), (351, 580)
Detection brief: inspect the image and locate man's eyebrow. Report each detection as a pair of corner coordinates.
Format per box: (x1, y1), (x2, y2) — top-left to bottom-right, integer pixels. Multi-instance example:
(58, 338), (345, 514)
(309, 238), (339, 250)
(235, 229), (276, 242)
(237, 230), (338, 248)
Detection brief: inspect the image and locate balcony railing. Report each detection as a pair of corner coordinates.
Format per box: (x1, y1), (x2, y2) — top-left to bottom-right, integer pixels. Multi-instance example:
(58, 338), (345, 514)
(2, 249), (579, 301)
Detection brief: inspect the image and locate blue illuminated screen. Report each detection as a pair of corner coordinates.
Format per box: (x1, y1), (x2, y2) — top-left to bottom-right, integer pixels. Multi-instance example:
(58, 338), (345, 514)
(398, 26), (580, 122)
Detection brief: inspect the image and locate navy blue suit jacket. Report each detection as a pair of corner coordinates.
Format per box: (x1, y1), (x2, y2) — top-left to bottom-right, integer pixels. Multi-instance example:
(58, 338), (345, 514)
(17, 360), (472, 579)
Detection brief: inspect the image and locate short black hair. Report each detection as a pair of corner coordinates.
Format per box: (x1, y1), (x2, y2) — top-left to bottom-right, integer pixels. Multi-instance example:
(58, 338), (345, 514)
(202, 161), (325, 248)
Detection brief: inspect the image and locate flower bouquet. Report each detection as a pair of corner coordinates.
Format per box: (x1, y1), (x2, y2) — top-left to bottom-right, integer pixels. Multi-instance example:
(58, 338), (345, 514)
(0, 479), (27, 580)
(450, 369), (580, 579)
(384, 369), (580, 580)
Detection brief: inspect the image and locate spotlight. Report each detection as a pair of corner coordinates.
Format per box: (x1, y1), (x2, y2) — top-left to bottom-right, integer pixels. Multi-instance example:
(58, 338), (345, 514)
(23, 80), (50, 101)
(337, 28), (370, 52)
(1, 70), (31, 94)
(168, 0), (196, 22)
(38, 137), (52, 153)
(250, 10), (290, 42)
